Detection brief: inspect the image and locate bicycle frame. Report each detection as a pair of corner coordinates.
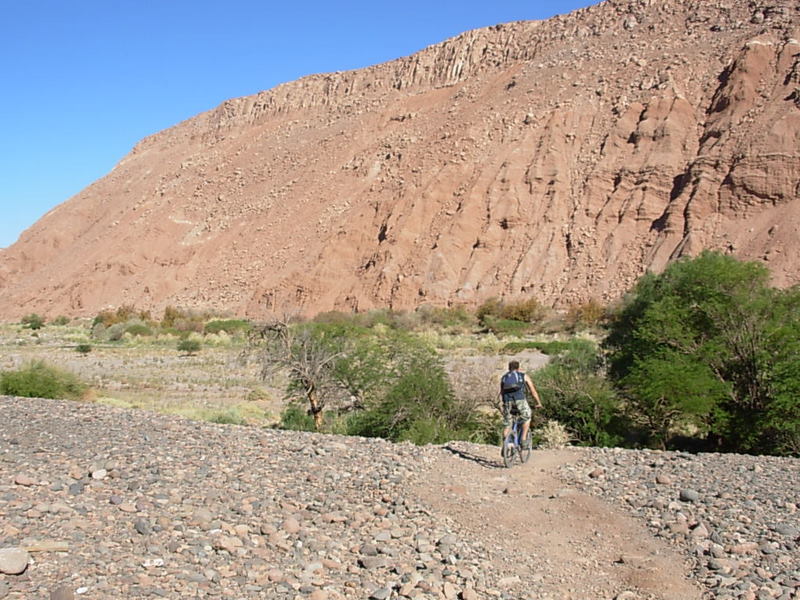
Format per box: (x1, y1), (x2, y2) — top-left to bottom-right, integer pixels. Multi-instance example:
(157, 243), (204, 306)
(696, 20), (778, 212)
(502, 413), (531, 467)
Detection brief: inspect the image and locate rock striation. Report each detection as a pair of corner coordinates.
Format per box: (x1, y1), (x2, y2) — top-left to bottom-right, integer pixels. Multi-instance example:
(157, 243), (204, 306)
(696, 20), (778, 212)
(1, 0), (798, 318)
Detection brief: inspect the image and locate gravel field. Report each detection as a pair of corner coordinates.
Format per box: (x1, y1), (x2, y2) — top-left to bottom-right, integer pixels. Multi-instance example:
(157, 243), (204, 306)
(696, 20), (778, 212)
(559, 448), (799, 600)
(1, 396), (797, 600)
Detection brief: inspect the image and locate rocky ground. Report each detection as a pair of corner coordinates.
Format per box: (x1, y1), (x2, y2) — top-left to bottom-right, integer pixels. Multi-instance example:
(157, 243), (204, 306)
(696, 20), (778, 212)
(559, 449), (799, 600)
(0, 396), (797, 599)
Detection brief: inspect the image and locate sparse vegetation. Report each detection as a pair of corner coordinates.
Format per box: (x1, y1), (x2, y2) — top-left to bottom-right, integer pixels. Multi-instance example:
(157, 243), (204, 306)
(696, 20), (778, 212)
(2, 254), (794, 456)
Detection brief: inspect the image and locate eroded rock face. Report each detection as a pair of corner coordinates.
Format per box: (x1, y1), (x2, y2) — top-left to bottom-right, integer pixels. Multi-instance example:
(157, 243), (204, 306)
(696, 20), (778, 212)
(1, 0), (798, 318)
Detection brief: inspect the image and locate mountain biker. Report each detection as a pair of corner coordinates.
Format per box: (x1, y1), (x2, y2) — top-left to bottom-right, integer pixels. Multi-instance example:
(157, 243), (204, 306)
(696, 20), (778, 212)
(500, 360), (543, 453)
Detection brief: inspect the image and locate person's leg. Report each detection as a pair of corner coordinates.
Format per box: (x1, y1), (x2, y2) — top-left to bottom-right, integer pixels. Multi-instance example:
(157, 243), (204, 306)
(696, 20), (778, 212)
(501, 404), (511, 454)
(518, 400), (532, 447)
(521, 419), (531, 447)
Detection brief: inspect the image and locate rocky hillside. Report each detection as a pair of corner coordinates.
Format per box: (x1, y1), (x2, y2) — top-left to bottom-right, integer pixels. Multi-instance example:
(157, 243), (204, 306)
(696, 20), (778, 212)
(2, 397), (798, 599)
(1, 0), (798, 319)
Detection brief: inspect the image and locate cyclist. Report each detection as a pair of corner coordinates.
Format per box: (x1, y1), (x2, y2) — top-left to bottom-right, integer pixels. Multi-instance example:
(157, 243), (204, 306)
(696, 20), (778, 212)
(499, 360), (543, 454)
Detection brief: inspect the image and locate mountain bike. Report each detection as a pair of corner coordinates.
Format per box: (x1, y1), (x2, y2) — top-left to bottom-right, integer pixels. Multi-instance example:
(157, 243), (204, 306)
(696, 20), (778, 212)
(502, 406), (532, 468)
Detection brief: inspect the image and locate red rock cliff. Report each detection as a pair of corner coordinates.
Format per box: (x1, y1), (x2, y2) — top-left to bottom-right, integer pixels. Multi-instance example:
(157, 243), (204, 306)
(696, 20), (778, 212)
(1, 0), (798, 319)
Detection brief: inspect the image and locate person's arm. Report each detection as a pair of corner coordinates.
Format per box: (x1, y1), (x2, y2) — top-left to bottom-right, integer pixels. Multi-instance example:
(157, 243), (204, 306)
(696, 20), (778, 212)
(525, 374), (543, 408)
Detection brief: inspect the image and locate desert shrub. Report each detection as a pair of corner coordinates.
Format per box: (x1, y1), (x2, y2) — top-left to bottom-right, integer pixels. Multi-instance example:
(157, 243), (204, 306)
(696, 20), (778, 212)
(476, 297), (503, 323)
(565, 299), (607, 331)
(51, 316), (71, 326)
(177, 339), (201, 355)
(171, 318), (204, 333)
(161, 306), (211, 332)
(204, 319), (251, 335)
(252, 320), (490, 443)
(21, 314), (45, 330)
(245, 387), (271, 402)
(343, 333), (491, 444)
(447, 360), (503, 442)
(532, 420), (572, 449)
(206, 409), (246, 425)
(1, 361), (87, 400)
(501, 297), (546, 323)
(93, 305), (151, 328)
(124, 321), (153, 337)
(105, 323), (127, 342)
(76, 343), (92, 355)
(412, 304), (476, 332)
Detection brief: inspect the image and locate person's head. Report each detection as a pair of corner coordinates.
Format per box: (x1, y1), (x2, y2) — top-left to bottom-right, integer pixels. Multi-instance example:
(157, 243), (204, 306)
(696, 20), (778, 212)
(508, 360), (520, 371)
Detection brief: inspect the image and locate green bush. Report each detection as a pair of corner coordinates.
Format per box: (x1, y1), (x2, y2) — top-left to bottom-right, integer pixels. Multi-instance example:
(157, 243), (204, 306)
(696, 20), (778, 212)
(161, 306), (209, 332)
(476, 297), (503, 323)
(105, 323), (127, 342)
(51, 316), (71, 326)
(125, 322), (153, 337)
(177, 339), (201, 355)
(482, 316), (532, 336)
(21, 314), (45, 330)
(534, 339), (625, 447)
(257, 321), (492, 444)
(476, 297), (546, 327)
(76, 343), (92, 355)
(1, 361), (88, 400)
(207, 409), (246, 425)
(279, 403), (316, 431)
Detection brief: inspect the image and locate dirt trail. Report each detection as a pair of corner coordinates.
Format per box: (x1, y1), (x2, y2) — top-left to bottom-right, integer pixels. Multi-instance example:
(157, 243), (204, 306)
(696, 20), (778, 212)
(413, 445), (704, 600)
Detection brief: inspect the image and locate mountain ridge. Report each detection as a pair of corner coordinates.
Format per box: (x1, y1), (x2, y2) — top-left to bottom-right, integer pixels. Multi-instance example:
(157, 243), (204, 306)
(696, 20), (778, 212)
(1, 0), (798, 319)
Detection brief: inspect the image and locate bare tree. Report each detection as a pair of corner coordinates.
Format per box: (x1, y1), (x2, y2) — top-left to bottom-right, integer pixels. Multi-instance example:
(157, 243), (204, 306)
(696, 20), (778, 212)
(247, 320), (345, 430)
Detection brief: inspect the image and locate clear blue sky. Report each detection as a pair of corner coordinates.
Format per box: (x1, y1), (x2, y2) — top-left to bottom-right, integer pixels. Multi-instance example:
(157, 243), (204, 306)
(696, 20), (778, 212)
(0, 0), (595, 249)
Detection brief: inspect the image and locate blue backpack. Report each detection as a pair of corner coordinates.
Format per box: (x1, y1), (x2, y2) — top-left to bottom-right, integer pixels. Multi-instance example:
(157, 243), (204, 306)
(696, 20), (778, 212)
(501, 371), (526, 401)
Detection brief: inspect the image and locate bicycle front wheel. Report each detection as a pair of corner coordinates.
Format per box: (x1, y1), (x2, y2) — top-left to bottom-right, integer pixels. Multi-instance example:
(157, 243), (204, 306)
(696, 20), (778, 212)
(502, 437), (515, 468)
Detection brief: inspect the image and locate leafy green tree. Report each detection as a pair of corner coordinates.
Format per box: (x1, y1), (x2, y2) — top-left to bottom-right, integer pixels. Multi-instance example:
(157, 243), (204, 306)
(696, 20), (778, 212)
(620, 351), (728, 448)
(606, 251), (800, 454)
(345, 332), (462, 444)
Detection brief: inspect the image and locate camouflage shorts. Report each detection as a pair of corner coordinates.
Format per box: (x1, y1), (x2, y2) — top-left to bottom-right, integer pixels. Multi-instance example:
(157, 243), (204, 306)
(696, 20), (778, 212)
(502, 398), (531, 427)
